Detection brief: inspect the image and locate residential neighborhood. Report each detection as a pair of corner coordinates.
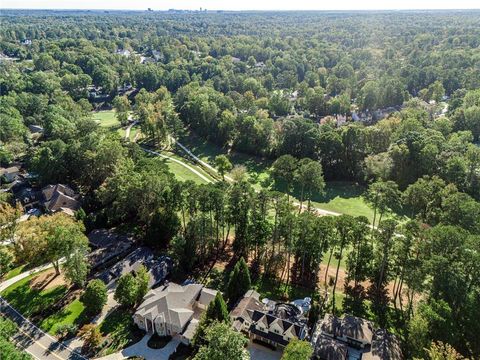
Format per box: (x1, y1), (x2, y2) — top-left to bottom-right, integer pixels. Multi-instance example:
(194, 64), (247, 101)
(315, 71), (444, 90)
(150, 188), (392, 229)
(1, 5), (479, 360)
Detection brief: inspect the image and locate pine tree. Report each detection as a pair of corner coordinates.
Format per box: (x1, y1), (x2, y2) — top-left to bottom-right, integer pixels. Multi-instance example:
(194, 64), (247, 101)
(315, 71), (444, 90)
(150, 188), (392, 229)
(206, 292), (230, 324)
(226, 257), (251, 305)
(193, 292), (230, 347)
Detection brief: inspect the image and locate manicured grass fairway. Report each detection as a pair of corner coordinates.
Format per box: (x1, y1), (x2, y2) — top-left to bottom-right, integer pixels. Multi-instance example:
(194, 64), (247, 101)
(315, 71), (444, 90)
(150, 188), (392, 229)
(0, 271), (68, 318)
(179, 133), (374, 221)
(92, 110), (120, 128)
(40, 299), (87, 335)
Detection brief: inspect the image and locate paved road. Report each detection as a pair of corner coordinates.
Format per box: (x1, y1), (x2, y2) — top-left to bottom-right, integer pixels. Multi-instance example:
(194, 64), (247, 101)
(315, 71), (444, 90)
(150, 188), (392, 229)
(1, 262), (86, 360)
(0, 298), (87, 360)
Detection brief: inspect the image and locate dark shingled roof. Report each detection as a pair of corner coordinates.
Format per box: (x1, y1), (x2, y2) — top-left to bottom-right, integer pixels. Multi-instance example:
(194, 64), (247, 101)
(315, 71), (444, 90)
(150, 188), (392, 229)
(363, 329), (403, 360)
(314, 335), (348, 360)
(230, 289), (264, 321)
(340, 315), (374, 344)
(98, 247), (172, 288)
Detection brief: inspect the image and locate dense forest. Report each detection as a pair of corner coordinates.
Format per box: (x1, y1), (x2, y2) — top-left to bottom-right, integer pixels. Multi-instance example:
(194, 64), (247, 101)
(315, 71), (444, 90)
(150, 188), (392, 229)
(0, 10), (479, 359)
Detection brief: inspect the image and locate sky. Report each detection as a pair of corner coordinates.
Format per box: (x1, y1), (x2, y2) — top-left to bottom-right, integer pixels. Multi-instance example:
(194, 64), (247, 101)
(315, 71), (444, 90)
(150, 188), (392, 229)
(2, 0), (480, 10)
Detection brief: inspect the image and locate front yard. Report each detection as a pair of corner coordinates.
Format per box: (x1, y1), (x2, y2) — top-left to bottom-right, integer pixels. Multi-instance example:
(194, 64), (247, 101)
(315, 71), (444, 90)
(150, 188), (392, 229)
(98, 307), (144, 356)
(0, 269), (68, 318)
(40, 298), (88, 335)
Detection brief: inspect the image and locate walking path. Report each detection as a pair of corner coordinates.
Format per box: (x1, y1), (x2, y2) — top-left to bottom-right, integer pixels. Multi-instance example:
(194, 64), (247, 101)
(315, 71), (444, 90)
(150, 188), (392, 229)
(142, 148), (213, 183)
(0, 260), (63, 292)
(1, 261), (86, 360)
(124, 121), (138, 141)
(174, 137), (340, 216)
(174, 138), (234, 182)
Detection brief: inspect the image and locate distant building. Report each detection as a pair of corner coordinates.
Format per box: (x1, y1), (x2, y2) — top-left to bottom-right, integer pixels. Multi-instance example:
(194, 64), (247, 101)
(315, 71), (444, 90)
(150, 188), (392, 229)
(28, 124), (44, 134)
(116, 49), (131, 57)
(87, 229), (137, 269)
(0, 166), (21, 184)
(152, 50), (164, 62)
(133, 282), (217, 344)
(13, 186), (41, 210)
(41, 184), (80, 215)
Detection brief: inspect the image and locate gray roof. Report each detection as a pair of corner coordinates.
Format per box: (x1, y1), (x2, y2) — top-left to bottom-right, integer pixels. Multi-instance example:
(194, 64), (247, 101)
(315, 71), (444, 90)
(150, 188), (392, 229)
(98, 247), (171, 288)
(88, 229), (136, 249)
(318, 314), (374, 343)
(340, 315), (374, 343)
(42, 184), (80, 213)
(314, 335), (348, 360)
(135, 283), (216, 332)
(363, 329), (403, 360)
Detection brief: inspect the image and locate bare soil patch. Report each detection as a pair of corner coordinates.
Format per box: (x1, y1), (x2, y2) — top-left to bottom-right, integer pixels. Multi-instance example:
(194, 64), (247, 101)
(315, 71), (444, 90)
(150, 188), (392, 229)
(30, 267), (69, 291)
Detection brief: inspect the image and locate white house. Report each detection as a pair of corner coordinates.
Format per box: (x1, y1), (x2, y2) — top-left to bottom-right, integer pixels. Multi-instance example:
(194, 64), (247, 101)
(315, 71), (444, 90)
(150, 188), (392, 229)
(133, 282), (217, 343)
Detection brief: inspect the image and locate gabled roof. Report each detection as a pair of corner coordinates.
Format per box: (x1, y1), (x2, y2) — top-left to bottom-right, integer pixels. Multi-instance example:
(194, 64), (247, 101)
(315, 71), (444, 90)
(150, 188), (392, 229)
(314, 335), (348, 360)
(319, 313), (340, 336)
(0, 166), (20, 175)
(198, 287), (217, 307)
(42, 184), (76, 200)
(42, 184), (80, 213)
(340, 315), (374, 343)
(230, 289), (264, 320)
(363, 329), (403, 360)
(135, 283), (217, 332)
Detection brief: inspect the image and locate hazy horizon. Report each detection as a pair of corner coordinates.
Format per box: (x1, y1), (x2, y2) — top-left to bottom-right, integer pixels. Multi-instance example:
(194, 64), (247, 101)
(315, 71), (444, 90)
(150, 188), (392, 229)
(2, 0), (479, 11)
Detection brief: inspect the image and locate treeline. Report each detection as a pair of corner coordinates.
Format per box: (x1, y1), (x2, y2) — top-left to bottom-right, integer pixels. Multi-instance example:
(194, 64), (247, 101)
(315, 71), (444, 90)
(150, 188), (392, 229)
(90, 149), (478, 358)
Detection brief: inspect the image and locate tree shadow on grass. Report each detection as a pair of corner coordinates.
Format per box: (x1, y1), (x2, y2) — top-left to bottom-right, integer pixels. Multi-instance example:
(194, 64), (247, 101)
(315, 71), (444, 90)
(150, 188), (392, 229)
(99, 307), (143, 354)
(2, 279), (68, 318)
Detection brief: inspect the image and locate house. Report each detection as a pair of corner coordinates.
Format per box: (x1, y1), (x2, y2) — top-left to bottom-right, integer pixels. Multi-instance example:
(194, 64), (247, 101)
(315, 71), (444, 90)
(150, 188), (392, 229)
(314, 335), (348, 360)
(312, 314), (402, 360)
(133, 282), (217, 344)
(231, 290), (265, 332)
(41, 184), (80, 215)
(362, 329), (403, 360)
(152, 50), (164, 61)
(13, 186), (41, 210)
(230, 290), (308, 349)
(0, 166), (21, 184)
(116, 49), (131, 57)
(87, 229), (137, 269)
(98, 247), (172, 289)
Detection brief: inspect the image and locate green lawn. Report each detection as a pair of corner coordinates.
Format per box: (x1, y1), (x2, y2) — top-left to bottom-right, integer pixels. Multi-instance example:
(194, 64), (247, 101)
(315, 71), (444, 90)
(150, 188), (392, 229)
(99, 308), (144, 355)
(161, 152), (215, 184)
(0, 271), (68, 318)
(2, 264), (26, 281)
(92, 110), (121, 129)
(178, 132), (375, 220)
(40, 298), (88, 335)
(253, 277), (312, 302)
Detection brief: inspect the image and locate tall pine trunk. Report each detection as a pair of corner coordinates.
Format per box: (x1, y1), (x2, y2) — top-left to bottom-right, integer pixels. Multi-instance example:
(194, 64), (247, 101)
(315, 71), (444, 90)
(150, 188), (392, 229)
(332, 244), (344, 315)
